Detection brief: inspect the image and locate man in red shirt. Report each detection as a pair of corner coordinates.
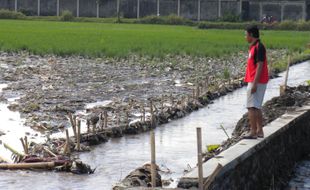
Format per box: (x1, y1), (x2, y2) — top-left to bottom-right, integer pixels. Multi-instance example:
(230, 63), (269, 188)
(243, 25), (269, 139)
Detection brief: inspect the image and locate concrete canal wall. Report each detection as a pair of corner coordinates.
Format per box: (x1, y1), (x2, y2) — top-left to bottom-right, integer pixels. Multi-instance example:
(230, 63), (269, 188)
(178, 102), (310, 190)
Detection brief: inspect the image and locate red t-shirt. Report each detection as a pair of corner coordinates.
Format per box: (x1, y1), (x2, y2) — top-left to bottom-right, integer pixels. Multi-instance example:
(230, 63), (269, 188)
(244, 40), (269, 84)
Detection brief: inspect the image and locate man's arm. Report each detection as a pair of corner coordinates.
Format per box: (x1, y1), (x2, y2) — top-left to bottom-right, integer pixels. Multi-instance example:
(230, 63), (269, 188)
(251, 43), (265, 94)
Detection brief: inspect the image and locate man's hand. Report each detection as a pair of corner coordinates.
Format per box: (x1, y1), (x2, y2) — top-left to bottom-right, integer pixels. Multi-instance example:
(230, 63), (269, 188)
(251, 84), (257, 94)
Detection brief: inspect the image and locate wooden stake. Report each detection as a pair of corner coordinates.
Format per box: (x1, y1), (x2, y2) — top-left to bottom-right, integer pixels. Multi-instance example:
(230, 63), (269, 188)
(99, 113), (104, 130)
(284, 56), (291, 86)
(63, 142), (68, 155)
(280, 56), (291, 95)
(65, 129), (71, 154)
(69, 113), (77, 139)
(76, 119), (81, 151)
(0, 162), (55, 170)
(161, 95), (164, 111)
(181, 95), (186, 109)
(43, 147), (57, 157)
(196, 127), (203, 190)
(150, 130), (156, 187)
(196, 84), (200, 99)
(205, 79), (209, 92)
(24, 136), (28, 155)
(104, 110), (108, 128)
(150, 100), (153, 126)
(116, 110), (120, 128)
(19, 138), (27, 154)
(87, 121), (90, 133)
(142, 103), (145, 123)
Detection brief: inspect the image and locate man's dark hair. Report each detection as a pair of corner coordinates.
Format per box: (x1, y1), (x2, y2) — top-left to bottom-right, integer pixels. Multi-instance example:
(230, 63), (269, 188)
(246, 25), (259, 38)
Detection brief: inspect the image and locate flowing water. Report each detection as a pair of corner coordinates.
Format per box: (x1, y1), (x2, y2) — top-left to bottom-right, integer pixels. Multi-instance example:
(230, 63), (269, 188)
(287, 155), (310, 190)
(0, 61), (309, 190)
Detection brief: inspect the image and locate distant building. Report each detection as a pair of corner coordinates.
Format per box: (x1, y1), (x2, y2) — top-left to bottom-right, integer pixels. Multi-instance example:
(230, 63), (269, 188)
(0, 0), (309, 21)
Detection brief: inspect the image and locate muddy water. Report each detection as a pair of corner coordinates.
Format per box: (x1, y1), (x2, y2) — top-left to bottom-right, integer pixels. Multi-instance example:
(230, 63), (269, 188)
(287, 156), (310, 189)
(0, 61), (309, 190)
(0, 84), (47, 162)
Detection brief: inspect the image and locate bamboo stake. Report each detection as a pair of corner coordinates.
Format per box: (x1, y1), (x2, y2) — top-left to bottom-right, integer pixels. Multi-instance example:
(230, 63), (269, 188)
(87, 121), (90, 133)
(43, 147), (57, 158)
(196, 84), (200, 99)
(63, 142), (68, 155)
(196, 127), (203, 190)
(142, 103), (145, 123)
(200, 83), (204, 95)
(76, 119), (81, 151)
(187, 94), (191, 104)
(24, 136), (28, 155)
(150, 100), (154, 127)
(205, 79), (209, 93)
(69, 113), (77, 139)
(99, 113), (104, 130)
(0, 162), (55, 170)
(181, 95), (186, 109)
(116, 110), (120, 128)
(150, 130), (156, 188)
(65, 129), (71, 154)
(104, 110), (108, 128)
(161, 95), (164, 111)
(280, 56), (291, 95)
(19, 138), (27, 154)
(284, 56), (291, 86)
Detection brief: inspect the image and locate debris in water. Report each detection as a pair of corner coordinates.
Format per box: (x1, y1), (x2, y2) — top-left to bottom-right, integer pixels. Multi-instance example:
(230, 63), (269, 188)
(113, 163), (162, 189)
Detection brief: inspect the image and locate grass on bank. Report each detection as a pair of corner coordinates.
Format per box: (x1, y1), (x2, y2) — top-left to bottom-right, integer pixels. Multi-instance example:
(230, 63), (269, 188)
(0, 19), (310, 58)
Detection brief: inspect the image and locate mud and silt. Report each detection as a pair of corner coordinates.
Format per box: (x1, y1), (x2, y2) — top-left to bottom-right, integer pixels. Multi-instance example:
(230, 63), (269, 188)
(0, 50), (288, 133)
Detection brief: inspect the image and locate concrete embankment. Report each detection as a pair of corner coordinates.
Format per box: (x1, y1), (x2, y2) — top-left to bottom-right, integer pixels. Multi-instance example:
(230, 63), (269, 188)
(178, 101), (310, 190)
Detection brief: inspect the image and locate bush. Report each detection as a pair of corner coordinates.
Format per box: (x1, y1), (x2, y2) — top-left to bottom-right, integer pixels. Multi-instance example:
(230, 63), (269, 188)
(198, 20), (310, 31)
(198, 21), (260, 30)
(0, 9), (25, 19)
(296, 21), (310, 31)
(218, 12), (241, 22)
(275, 20), (296, 30)
(60, 10), (74, 22)
(164, 14), (193, 25)
(135, 14), (194, 26)
(19, 8), (36, 16)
